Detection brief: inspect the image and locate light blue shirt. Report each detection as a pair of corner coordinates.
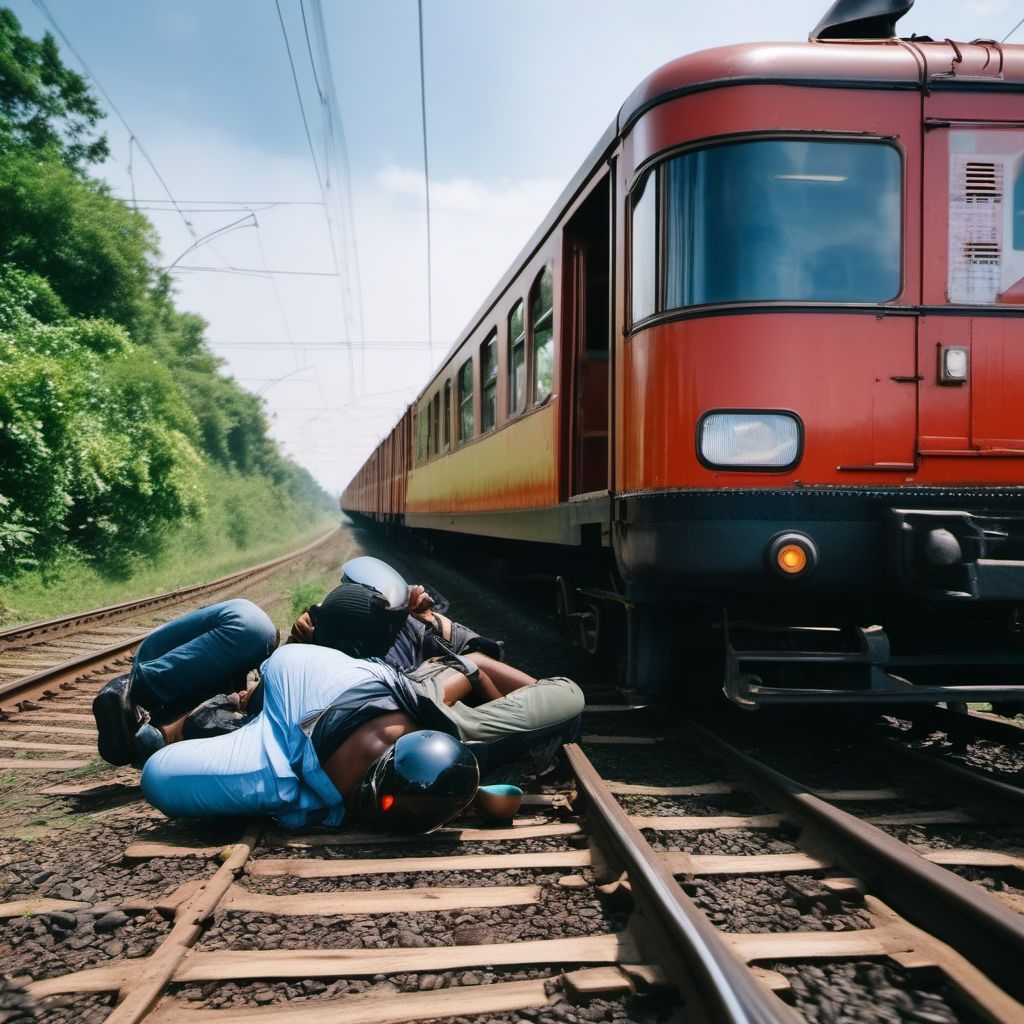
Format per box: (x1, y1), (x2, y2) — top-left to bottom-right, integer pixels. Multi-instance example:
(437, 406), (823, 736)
(141, 644), (401, 828)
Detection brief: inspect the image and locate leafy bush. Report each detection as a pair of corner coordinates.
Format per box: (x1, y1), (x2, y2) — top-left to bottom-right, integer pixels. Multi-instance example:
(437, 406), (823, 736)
(0, 11), (337, 588)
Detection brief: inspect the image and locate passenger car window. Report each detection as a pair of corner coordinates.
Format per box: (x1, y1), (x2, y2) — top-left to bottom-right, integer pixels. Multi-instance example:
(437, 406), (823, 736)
(662, 139), (900, 307)
(480, 330), (497, 433)
(443, 379), (451, 451)
(508, 300), (525, 416)
(416, 404), (428, 464)
(631, 171), (657, 323)
(457, 358), (473, 444)
(531, 266), (553, 405)
(431, 392), (440, 455)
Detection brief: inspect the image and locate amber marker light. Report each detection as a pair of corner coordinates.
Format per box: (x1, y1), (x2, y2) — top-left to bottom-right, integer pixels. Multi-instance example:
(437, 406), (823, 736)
(380, 794), (395, 812)
(777, 544), (807, 574)
(766, 532), (817, 578)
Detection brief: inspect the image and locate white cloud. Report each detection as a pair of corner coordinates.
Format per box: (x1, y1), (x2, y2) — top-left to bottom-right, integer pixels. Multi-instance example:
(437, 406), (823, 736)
(99, 125), (562, 492)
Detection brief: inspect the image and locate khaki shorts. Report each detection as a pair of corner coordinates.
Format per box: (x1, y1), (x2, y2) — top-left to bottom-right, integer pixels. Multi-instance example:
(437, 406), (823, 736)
(405, 654), (478, 702)
(407, 661), (584, 744)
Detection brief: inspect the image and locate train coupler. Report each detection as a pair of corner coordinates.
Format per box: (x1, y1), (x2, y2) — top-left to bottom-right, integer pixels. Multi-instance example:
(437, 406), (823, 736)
(722, 615), (1024, 708)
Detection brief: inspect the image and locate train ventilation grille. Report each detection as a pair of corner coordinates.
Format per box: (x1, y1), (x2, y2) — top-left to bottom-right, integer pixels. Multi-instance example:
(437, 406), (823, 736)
(961, 162), (1002, 266)
(964, 162), (1002, 203)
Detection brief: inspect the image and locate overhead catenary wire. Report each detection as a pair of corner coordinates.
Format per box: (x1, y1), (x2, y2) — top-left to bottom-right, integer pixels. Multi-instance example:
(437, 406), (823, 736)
(30, 0), (198, 244)
(249, 208), (299, 355)
(417, 0), (435, 364)
(307, 0), (366, 382)
(1003, 15), (1024, 42)
(169, 265), (338, 277)
(164, 213), (257, 271)
(274, 0), (356, 398)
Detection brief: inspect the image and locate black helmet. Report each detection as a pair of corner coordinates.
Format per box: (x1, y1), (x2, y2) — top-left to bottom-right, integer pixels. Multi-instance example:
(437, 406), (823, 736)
(358, 731), (479, 834)
(309, 581), (408, 658)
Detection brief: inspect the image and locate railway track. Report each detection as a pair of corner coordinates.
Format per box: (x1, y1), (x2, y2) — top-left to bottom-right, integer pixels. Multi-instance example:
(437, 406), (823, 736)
(3, 544), (1024, 1023)
(2, 694), (1023, 1022)
(0, 528), (341, 713)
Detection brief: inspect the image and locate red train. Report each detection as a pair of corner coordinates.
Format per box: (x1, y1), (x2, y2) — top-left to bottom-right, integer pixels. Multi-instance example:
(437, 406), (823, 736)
(343, 1), (1024, 707)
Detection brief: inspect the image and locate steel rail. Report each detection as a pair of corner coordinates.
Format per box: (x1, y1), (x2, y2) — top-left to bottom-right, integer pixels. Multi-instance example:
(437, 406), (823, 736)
(688, 722), (1024, 1003)
(923, 705), (1024, 747)
(0, 528), (340, 709)
(0, 527), (339, 647)
(871, 732), (1024, 820)
(564, 742), (800, 1024)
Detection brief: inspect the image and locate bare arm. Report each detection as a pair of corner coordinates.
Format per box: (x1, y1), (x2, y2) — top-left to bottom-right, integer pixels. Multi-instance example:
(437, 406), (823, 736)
(321, 711), (418, 809)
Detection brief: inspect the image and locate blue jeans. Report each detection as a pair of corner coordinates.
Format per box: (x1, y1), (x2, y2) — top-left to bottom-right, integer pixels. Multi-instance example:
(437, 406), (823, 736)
(130, 599), (277, 726)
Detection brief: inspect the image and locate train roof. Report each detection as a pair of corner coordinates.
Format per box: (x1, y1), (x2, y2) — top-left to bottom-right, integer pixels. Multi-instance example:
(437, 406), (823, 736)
(406, 35), (1024, 419)
(621, 38), (1024, 131)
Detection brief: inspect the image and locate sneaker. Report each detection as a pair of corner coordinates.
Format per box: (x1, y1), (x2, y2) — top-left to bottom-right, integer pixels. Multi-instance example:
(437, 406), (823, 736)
(92, 674), (148, 766)
(131, 723), (166, 766)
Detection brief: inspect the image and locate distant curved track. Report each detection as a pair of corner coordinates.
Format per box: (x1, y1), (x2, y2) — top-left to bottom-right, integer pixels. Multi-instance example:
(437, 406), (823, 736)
(0, 528), (340, 711)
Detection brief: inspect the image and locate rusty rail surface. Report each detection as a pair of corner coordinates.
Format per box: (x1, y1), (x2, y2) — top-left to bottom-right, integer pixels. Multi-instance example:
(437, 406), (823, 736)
(0, 528), (340, 708)
(565, 742), (800, 1024)
(689, 720), (1024, 1006)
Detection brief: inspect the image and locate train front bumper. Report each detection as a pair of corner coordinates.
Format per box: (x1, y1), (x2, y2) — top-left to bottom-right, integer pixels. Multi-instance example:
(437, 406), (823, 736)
(615, 488), (1024, 607)
(889, 507), (1024, 602)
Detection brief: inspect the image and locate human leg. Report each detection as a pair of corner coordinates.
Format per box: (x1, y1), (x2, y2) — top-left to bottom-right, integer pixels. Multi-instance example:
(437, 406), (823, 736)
(446, 677), (585, 770)
(94, 599), (276, 767)
(131, 599), (276, 724)
(470, 654), (535, 697)
(142, 646), (348, 824)
(141, 723), (261, 818)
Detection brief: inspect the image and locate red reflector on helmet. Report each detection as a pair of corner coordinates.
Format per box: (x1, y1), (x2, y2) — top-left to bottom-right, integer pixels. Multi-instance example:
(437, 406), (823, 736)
(380, 794), (395, 812)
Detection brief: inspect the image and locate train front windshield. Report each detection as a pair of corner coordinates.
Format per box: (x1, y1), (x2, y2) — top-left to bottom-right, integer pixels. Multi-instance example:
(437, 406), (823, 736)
(632, 138), (902, 315)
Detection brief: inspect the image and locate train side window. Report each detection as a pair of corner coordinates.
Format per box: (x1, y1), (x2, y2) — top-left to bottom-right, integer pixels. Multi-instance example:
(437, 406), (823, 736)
(631, 171), (657, 323)
(508, 300), (525, 417)
(480, 330), (498, 433)
(531, 266), (554, 405)
(457, 357), (474, 444)
(431, 391), (440, 455)
(426, 398), (433, 458)
(443, 379), (451, 451)
(415, 404), (428, 464)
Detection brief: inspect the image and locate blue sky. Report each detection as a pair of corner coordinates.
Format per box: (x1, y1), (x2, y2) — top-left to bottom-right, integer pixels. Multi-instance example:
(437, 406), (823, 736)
(8, 0), (1021, 490)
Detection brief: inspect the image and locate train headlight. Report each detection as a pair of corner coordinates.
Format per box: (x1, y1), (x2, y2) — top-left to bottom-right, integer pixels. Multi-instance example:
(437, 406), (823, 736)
(698, 411), (801, 470)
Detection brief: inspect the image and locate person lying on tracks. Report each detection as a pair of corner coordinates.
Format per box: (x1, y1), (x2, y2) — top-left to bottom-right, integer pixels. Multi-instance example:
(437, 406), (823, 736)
(286, 569), (585, 775)
(92, 557), (507, 768)
(139, 642), (481, 833)
(95, 555), (582, 793)
(287, 555), (505, 672)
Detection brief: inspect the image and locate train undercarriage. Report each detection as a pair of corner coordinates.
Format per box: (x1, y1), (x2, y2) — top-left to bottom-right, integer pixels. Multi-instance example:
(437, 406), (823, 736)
(367, 510), (1024, 713)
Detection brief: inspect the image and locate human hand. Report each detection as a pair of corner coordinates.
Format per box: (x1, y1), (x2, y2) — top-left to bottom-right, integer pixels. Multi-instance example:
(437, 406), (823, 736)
(289, 611), (315, 644)
(408, 585), (435, 615)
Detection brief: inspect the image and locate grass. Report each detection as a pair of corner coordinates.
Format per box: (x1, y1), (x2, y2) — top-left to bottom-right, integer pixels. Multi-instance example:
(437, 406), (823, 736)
(290, 578), (328, 621)
(0, 467), (339, 626)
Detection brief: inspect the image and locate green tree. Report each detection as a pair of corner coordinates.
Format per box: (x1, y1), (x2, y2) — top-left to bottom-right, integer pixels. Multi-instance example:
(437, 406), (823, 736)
(0, 8), (108, 169)
(0, 139), (158, 329)
(0, 11), (336, 583)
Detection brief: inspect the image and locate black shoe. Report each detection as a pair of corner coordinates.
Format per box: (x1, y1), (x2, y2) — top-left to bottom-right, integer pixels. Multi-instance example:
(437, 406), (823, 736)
(92, 674), (148, 766)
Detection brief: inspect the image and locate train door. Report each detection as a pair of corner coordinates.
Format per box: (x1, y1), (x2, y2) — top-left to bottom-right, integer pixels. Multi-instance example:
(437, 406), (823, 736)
(563, 175), (611, 497)
(919, 111), (1024, 458)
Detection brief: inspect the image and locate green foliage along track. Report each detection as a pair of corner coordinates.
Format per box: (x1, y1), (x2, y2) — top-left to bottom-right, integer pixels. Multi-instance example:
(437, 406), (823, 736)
(0, 9), (338, 621)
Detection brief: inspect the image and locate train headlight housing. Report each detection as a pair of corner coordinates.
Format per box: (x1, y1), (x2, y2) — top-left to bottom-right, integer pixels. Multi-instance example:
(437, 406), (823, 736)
(698, 411), (801, 470)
